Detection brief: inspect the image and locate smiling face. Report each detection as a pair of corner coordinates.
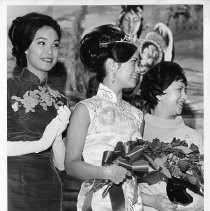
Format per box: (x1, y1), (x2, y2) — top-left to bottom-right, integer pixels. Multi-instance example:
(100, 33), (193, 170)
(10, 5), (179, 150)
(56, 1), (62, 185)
(115, 50), (140, 89)
(25, 26), (60, 76)
(157, 80), (187, 119)
(121, 10), (142, 38)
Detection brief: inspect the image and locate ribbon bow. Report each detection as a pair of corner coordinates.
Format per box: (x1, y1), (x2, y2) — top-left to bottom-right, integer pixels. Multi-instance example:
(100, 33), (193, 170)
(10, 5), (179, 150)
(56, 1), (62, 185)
(86, 140), (160, 205)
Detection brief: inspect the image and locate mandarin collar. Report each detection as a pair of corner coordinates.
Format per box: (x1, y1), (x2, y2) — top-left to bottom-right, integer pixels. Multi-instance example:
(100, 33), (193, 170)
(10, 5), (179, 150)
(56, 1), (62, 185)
(97, 83), (122, 104)
(21, 68), (47, 85)
(144, 113), (185, 129)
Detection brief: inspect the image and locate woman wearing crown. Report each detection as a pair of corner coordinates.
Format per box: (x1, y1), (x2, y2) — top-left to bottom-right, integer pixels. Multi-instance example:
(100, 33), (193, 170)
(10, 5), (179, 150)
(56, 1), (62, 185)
(65, 24), (148, 211)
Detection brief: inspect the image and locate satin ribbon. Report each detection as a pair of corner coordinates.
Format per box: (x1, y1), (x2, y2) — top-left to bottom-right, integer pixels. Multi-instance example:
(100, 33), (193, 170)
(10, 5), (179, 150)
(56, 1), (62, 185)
(103, 141), (159, 205)
(86, 140), (160, 208)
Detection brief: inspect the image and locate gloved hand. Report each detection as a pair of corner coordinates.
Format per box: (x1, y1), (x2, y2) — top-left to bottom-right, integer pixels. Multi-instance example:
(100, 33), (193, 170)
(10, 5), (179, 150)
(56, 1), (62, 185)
(52, 135), (66, 171)
(55, 105), (71, 137)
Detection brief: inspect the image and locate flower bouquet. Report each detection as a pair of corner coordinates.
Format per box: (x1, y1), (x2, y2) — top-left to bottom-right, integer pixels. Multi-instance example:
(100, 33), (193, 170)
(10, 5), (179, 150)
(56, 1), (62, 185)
(85, 138), (203, 206)
(85, 139), (160, 199)
(138, 138), (204, 205)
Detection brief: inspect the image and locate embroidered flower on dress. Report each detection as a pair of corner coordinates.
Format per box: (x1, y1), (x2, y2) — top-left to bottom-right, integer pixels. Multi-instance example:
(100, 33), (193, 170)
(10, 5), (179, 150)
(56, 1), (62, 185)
(11, 86), (65, 113)
(11, 101), (19, 112)
(99, 107), (117, 125)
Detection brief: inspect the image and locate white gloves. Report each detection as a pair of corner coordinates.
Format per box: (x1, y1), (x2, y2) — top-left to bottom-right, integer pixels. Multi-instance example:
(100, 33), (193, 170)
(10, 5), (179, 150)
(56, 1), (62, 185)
(56, 105), (71, 136)
(52, 136), (66, 171)
(8, 105), (71, 157)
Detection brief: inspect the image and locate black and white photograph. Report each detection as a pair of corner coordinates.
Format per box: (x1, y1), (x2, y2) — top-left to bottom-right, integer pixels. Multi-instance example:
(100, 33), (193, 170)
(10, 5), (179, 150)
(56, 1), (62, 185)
(1, 0), (210, 210)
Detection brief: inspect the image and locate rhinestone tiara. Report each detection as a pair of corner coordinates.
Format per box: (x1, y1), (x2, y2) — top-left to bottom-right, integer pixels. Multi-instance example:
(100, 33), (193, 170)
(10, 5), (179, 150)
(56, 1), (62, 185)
(99, 35), (133, 47)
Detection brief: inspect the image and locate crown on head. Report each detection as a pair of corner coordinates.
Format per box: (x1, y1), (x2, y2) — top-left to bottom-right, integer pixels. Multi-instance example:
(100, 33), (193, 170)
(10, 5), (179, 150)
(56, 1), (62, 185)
(99, 34), (133, 47)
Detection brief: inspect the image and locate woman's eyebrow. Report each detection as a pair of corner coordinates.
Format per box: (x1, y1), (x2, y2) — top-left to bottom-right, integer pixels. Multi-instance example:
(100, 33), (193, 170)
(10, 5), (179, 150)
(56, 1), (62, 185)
(35, 37), (59, 42)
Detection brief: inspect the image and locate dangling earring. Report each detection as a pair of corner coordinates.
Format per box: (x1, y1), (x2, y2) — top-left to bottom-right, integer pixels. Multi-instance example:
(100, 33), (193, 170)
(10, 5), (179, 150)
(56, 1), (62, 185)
(157, 95), (163, 101)
(112, 78), (115, 84)
(111, 71), (116, 84)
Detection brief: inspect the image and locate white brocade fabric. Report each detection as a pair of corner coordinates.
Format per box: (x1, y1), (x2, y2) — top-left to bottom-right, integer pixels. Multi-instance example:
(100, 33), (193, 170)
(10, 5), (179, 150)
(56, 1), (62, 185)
(76, 83), (144, 211)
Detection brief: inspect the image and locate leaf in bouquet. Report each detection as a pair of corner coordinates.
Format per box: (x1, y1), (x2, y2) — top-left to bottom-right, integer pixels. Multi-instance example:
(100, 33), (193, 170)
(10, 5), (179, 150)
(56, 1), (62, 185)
(200, 154), (204, 161)
(114, 141), (125, 154)
(133, 138), (148, 148)
(178, 160), (190, 172)
(200, 160), (204, 171)
(154, 156), (167, 168)
(189, 143), (199, 153)
(189, 153), (200, 162)
(173, 149), (186, 158)
(190, 165), (204, 185)
(160, 147), (176, 155)
(161, 166), (171, 178)
(160, 142), (169, 148)
(171, 138), (188, 147)
(170, 166), (183, 178)
(174, 146), (193, 154)
(144, 154), (160, 171)
(149, 138), (161, 151)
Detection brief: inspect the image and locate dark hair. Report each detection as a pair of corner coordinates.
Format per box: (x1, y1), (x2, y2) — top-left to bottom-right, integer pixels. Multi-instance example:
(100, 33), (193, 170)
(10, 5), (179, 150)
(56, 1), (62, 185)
(80, 24), (137, 82)
(8, 12), (61, 68)
(140, 61), (187, 110)
(119, 5), (144, 39)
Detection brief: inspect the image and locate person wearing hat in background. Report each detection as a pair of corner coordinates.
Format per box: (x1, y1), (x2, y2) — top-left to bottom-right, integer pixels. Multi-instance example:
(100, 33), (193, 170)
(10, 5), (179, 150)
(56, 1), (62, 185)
(117, 5), (144, 44)
(119, 5), (175, 110)
(65, 24), (144, 211)
(7, 12), (71, 211)
(117, 5), (174, 62)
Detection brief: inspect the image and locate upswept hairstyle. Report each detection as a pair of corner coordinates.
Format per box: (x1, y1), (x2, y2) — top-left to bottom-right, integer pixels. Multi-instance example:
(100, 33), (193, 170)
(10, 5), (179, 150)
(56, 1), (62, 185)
(80, 24), (137, 82)
(8, 12), (61, 68)
(140, 61), (187, 109)
(118, 5), (144, 39)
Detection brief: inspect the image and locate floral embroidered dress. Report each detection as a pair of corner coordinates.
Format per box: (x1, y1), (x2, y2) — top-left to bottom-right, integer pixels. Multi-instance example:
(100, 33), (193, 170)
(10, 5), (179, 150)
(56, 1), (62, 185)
(7, 69), (66, 211)
(77, 83), (144, 211)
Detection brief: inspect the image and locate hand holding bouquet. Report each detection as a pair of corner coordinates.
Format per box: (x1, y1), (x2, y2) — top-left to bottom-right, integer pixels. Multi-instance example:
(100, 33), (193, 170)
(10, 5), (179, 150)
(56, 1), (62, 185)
(139, 138), (204, 206)
(85, 138), (203, 206)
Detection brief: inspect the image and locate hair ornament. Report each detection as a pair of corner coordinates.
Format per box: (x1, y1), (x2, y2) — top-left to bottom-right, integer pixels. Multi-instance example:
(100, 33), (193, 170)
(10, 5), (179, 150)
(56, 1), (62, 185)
(99, 34), (133, 47)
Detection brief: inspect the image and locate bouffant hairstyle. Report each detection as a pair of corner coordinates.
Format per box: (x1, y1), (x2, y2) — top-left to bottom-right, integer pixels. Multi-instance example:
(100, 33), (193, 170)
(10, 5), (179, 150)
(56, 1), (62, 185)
(8, 12), (61, 68)
(140, 61), (187, 110)
(118, 5), (144, 39)
(80, 24), (137, 82)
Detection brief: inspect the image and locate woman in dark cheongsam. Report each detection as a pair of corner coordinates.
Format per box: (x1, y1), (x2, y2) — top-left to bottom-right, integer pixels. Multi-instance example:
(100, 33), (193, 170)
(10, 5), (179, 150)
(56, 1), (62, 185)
(7, 12), (71, 211)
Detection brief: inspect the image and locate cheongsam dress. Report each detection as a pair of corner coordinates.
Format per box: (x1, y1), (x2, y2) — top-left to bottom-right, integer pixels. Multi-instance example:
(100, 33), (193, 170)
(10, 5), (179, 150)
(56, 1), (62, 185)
(7, 69), (66, 211)
(77, 83), (144, 211)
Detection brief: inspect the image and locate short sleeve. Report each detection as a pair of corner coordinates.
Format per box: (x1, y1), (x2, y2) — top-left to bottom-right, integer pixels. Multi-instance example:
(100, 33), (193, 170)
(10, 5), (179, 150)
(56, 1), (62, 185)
(74, 97), (99, 122)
